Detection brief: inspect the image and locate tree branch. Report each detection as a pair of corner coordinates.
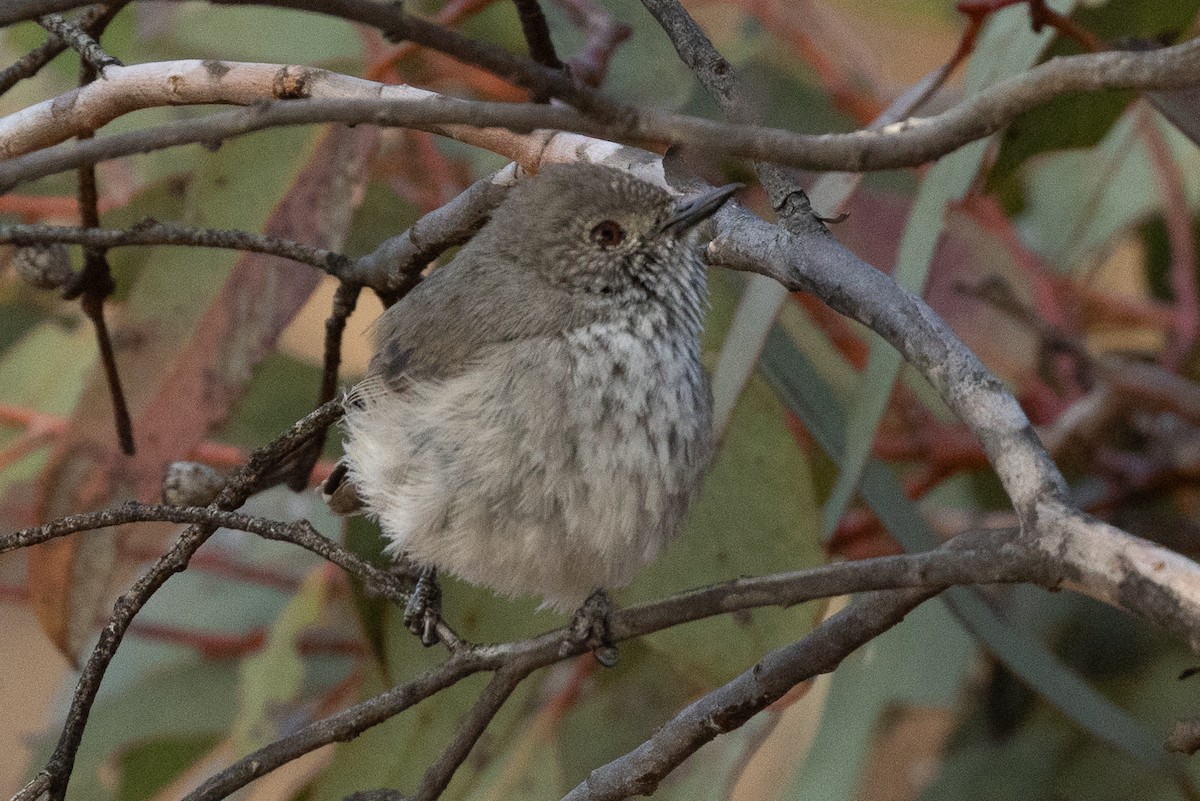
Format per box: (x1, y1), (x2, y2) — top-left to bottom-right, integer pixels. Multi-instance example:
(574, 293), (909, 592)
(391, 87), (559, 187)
(413, 667), (526, 801)
(15, 401), (345, 801)
(0, 3), (127, 96)
(0, 0), (624, 118)
(2, 38), (1198, 187)
(0, 220), (352, 275)
(175, 528), (1073, 801)
(0, 500), (408, 602)
(512, 0), (565, 74)
(351, 164), (519, 298)
(707, 206), (1200, 650)
(36, 11), (122, 72)
(561, 588), (935, 801)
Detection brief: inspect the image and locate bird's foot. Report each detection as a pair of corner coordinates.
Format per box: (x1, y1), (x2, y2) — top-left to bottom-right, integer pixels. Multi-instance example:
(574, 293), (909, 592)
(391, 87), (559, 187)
(404, 566), (442, 647)
(570, 589), (619, 667)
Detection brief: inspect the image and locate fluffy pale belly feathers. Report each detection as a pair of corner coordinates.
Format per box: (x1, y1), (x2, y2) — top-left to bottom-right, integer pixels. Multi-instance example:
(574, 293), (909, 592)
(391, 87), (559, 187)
(342, 328), (713, 610)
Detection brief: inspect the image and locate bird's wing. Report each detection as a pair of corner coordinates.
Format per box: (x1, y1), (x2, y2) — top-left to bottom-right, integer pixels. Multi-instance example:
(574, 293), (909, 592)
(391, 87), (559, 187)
(363, 252), (581, 391)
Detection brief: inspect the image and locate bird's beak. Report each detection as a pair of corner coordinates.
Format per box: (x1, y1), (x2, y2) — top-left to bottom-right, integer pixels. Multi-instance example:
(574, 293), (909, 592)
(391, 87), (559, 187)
(657, 183), (742, 235)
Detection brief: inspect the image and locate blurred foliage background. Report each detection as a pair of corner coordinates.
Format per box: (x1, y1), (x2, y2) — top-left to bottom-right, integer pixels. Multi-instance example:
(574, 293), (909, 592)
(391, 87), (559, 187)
(2, 0), (1200, 799)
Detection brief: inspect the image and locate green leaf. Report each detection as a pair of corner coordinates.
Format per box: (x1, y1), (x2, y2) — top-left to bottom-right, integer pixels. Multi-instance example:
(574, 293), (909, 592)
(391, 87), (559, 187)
(344, 515), (393, 675)
(0, 321), (96, 497)
(215, 352), (326, 450)
(150, 6), (361, 65)
(33, 660), (241, 801)
(942, 590), (1179, 772)
(310, 672), (495, 801)
(116, 734), (220, 801)
(619, 270), (824, 688)
(922, 598), (1200, 801)
(630, 370), (822, 687)
(760, 328), (1181, 788)
(1071, 0), (1200, 44)
(783, 600), (975, 801)
(821, 0), (1077, 540)
(1021, 110), (1200, 271)
(988, 0), (1200, 197)
(988, 89), (1135, 188)
(456, 706), (566, 801)
(231, 567), (327, 754)
(556, 642), (703, 787)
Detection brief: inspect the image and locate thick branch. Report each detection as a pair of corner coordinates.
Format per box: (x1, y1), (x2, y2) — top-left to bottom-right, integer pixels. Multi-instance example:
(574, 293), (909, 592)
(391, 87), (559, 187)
(0, 0), (621, 118)
(2, 39), (1199, 187)
(708, 207), (1200, 650)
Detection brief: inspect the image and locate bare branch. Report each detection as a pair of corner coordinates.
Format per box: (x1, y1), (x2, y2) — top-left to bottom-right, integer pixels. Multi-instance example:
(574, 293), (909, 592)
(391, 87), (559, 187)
(1, 39), (1196, 190)
(560, 588), (935, 801)
(178, 528), (1068, 801)
(0, 3), (126, 96)
(64, 6), (132, 455)
(707, 206), (1200, 650)
(351, 164), (519, 296)
(512, 0), (565, 74)
(639, 0), (823, 237)
(36, 12), (122, 72)
(17, 401), (345, 801)
(184, 654), (484, 801)
(0, 500), (409, 602)
(0, 0), (622, 119)
(0, 220), (352, 276)
(413, 668), (525, 801)
(552, 0), (631, 87)
(278, 281), (364, 491)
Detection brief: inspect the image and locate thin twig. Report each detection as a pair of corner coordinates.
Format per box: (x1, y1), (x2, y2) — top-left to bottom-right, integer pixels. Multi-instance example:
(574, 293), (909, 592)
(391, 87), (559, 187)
(638, 0), (826, 235)
(559, 588), (936, 801)
(0, 221), (353, 277)
(0, 3), (126, 96)
(551, 0), (631, 87)
(320, 281), (361, 410)
(512, 0), (564, 74)
(36, 12), (122, 71)
(0, 501), (406, 600)
(413, 667), (526, 801)
(78, 290), (135, 453)
(364, 0), (501, 82)
(18, 401), (345, 801)
(281, 280), (363, 491)
(185, 653), (484, 801)
(66, 14), (132, 454)
(6, 35), (1195, 191)
(179, 529), (1065, 801)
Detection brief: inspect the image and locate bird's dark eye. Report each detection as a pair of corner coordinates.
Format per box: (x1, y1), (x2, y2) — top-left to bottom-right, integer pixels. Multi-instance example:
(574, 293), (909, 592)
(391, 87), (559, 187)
(589, 220), (626, 249)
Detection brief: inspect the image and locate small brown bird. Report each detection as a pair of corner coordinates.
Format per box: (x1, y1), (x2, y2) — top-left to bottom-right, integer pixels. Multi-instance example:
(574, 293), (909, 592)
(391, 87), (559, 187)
(336, 163), (738, 628)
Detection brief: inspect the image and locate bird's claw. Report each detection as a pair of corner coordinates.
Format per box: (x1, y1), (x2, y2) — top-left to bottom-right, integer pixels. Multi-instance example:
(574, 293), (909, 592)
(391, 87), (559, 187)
(570, 589), (619, 667)
(404, 567), (442, 647)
